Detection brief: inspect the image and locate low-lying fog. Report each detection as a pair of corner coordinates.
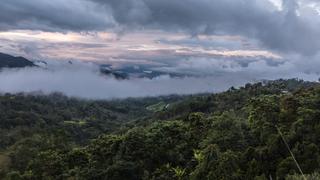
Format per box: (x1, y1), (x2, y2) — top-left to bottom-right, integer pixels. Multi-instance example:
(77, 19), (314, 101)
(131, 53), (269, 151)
(0, 61), (318, 99)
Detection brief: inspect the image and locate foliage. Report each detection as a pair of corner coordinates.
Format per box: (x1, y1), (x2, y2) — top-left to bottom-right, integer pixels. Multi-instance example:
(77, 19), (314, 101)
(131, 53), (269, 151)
(1, 79), (320, 179)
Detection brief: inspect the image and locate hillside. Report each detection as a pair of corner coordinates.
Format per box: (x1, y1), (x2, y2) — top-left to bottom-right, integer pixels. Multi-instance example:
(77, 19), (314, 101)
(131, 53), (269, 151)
(1, 79), (320, 179)
(0, 53), (35, 68)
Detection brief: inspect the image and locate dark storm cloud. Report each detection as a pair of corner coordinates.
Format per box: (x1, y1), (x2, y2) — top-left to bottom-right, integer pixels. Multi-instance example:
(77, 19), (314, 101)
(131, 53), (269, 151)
(0, 0), (113, 32)
(1, 0), (319, 55)
(92, 0), (320, 55)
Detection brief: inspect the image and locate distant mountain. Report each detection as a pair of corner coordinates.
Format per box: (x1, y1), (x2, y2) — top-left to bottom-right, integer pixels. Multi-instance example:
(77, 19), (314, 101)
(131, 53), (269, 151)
(0, 52), (184, 79)
(0, 53), (35, 68)
(99, 64), (129, 79)
(99, 64), (185, 79)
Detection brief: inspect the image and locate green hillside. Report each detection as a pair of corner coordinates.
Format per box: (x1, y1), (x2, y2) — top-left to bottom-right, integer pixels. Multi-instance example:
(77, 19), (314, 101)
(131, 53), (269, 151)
(1, 79), (320, 179)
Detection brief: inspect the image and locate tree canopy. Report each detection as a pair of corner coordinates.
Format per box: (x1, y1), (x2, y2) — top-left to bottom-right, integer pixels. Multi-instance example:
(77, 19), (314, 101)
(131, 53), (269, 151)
(1, 79), (320, 179)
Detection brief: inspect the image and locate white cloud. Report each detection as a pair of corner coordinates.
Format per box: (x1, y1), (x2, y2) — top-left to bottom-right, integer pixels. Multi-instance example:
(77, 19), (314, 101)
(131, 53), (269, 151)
(0, 59), (319, 99)
(0, 67), (228, 99)
(269, 0), (283, 10)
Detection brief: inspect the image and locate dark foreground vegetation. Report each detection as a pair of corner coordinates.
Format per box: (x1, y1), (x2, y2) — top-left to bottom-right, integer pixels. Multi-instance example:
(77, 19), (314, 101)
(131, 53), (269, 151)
(1, 79), (320, 179)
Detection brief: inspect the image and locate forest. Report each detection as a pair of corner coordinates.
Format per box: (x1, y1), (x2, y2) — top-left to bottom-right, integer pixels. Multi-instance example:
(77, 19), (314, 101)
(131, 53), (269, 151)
(1, 79), (320, 180)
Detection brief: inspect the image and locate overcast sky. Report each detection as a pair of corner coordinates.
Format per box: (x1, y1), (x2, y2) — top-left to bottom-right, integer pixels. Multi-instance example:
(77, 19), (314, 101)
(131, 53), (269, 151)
(0, 0), (320, 98)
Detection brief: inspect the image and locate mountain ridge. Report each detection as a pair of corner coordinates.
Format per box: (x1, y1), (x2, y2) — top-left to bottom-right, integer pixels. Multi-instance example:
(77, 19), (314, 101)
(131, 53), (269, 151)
(0, 53), (35, 68)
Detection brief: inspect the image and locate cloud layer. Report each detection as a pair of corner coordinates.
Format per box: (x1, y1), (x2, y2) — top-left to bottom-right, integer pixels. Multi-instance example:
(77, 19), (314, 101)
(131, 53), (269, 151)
(0, 60), (318, 99)
(97, 0), (320, 55)
(0, 0), (320, 98)
(0, 0), (113, 32)
(1, 0), (320, 55)
(0, 65), (237, 99)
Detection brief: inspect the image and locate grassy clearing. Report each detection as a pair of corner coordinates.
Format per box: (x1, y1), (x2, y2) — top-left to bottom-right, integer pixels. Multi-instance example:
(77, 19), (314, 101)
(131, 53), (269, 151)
(63, 120), (87, 126)
(146, 101), (168, 112)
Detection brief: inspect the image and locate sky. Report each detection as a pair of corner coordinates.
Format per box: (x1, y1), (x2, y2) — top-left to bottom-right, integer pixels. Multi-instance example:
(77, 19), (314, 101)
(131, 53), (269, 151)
(0, 0), (320, 98)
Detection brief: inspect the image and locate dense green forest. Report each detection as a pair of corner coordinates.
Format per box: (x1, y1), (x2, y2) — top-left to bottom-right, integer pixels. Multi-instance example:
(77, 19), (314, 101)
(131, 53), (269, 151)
(1, 79), (320, 179)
